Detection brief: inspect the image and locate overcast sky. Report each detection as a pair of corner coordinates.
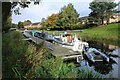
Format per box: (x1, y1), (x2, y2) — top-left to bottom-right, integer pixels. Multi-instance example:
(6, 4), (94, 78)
(12, 0), (119, 24)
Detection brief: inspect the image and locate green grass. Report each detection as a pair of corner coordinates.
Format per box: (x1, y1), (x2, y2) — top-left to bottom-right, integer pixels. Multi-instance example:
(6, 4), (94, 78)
(79, 23), (120, 46)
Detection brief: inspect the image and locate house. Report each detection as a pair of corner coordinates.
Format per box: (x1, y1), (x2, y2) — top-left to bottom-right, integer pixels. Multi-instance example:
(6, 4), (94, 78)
(103, 14), (120, 24)
(24, 22), (41, 29)
(80, 14), (120, 25)
(108, 14), (120, 23)
(79, 16), (89, 25)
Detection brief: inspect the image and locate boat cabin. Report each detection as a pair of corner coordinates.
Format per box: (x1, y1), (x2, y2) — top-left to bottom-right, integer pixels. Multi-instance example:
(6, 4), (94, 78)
(33, 31), (54, 42)
(61, 34), (74, 43)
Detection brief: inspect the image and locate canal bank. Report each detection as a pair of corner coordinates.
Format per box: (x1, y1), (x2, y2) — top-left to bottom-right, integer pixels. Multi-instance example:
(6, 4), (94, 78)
(77, 23), (120, 47)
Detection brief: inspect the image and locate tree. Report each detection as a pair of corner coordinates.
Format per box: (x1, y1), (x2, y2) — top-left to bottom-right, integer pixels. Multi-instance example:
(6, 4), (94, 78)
(55, 3), (79, 30)
(45, 13), (58, 29)
(18, 21), (24, 29)
(2, 1), (41, 32)
(89, 1), (118, 25)
(12, 23), (18, 28)
(2, 2), (12, 32)
(40, 18), (46, 30)
(23, 20), (32, 26)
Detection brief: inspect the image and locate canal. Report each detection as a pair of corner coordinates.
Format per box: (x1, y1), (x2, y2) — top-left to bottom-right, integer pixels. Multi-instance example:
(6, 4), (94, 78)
(47, 31), (120, 78)
(79, 41), (120, 78)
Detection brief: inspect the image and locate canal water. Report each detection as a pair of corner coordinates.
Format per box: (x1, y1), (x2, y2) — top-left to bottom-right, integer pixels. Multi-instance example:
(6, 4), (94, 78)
(79, 41), (120, 78)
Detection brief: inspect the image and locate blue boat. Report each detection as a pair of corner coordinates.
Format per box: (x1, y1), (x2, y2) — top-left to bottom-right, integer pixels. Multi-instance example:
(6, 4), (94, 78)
(32, 31), (54, 42)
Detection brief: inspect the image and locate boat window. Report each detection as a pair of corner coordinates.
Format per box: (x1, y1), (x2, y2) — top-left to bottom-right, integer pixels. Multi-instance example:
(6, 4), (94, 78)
(63, 35), (65, 37)
(78, 38), (80, 40)
(34, 32), (37, 37)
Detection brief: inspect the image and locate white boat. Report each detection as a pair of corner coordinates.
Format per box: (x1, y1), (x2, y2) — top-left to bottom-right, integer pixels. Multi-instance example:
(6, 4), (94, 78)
(23, 29), (32, 38)
(53, 32), (89, 52)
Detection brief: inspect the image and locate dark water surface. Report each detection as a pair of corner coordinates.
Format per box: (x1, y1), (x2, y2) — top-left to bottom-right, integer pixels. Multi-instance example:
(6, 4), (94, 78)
(79, 41), (120, 78)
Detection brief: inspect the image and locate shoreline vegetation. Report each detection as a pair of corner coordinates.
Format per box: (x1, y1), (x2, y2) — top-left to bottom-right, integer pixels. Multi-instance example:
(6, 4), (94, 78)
(43, 23), (120, 47)
(79, 23), (119, 46)
(2, 31), (101, 78)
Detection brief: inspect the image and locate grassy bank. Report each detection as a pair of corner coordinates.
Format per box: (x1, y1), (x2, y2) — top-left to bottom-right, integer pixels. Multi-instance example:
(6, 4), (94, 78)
(78, 23), (120, 46)
(2, 31), (101, 79)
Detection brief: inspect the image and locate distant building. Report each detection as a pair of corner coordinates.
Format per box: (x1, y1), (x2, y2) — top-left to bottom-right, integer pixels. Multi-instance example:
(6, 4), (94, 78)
(108, 14), (120, 23)
(79, 14), (120, 25)
(103, 14), (120, 24)
(79, 16), (89, 25)
(24, 22), (41, 29)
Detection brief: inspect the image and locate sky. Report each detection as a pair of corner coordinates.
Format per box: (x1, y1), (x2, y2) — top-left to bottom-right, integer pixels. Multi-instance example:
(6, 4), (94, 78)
(12, 0), (119, 24)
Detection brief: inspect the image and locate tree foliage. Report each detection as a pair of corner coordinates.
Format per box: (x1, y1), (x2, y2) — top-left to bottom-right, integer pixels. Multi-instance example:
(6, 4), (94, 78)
(89, 1), (118, 25)
(2, 1), (41, 32)
(40, 18), (46, 30)
(45, 14), (58, 29)
(23, 20), (32, 26)
(18, 21), (24, 29)
(41, 3), (80, 30)
(12, 23), (18, 28)
(55, 3), (79, 30)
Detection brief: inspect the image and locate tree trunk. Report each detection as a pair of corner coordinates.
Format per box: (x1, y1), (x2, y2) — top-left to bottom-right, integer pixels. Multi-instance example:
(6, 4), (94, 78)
(2, 2), (12, 32)
(107, 18), (109, 25)
(101, 18), (104, 25)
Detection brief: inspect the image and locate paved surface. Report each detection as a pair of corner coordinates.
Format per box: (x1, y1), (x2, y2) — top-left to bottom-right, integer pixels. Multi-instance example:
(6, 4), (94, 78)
(23, 30), (82, 57)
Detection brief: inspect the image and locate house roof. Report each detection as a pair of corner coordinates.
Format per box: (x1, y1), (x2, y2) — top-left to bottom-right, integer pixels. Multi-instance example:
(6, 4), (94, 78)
(24, 22), (40, 27)
(80, 16), (88, 19)
(113, 13), (120, 16)
(24, 24), (31, 26)
(32, 22), (40, 26)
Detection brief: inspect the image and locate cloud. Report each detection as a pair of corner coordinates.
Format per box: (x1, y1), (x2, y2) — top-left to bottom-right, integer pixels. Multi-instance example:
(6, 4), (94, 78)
(12, 1), (92, 24)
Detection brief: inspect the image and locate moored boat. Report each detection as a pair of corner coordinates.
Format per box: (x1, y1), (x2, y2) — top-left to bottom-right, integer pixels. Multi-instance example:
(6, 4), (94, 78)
(53, 32), (89, 52)
(83, 46), (110, 63)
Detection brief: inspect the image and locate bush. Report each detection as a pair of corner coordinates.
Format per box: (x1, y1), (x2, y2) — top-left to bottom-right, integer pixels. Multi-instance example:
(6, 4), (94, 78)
(2, 31), (29, 78)
(35, 57), (63, 78)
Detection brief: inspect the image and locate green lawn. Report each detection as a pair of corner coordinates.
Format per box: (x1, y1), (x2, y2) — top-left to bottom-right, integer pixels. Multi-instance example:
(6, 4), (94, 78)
(78, 23), (119, 46)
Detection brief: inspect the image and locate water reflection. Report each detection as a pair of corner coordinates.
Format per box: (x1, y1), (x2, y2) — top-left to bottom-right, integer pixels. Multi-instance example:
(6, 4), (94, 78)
(80, 40), (120, 78)
(91, 61), (113, 74)
(87, 40), (119, 52)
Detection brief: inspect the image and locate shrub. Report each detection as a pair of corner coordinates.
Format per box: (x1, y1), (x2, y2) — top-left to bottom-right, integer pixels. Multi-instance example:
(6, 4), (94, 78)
(2, 31), (28, 78)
